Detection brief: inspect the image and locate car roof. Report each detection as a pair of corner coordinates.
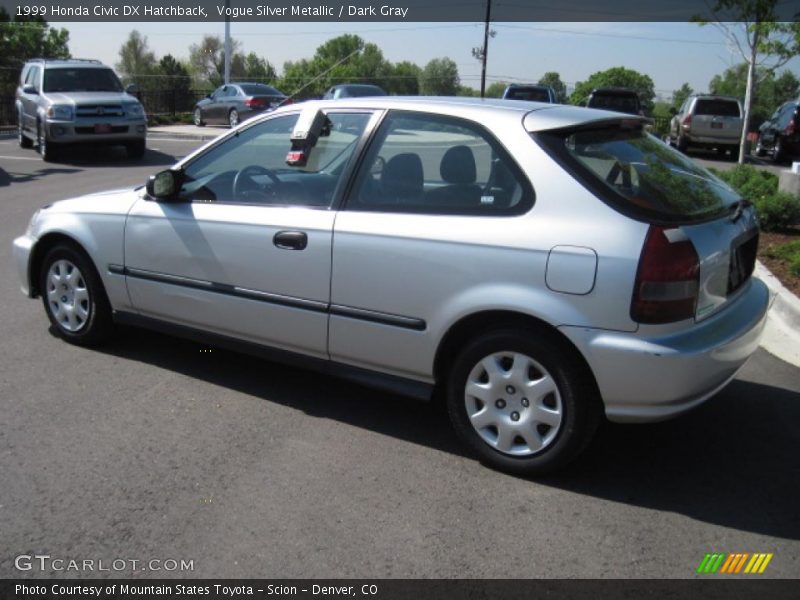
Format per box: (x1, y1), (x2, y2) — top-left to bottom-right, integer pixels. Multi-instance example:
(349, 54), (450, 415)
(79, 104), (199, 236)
(690, 94), (740, 101)
(590, 87), (639, 95)
(268, 96), (647, 132)
(27, 59), (110, 70)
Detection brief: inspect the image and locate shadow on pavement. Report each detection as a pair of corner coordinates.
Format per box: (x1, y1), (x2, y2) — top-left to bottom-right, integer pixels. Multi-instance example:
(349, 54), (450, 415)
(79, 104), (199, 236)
(51, 145), (177, 167)
(0, 165), (82, 186)
(87, 326), (799, 541)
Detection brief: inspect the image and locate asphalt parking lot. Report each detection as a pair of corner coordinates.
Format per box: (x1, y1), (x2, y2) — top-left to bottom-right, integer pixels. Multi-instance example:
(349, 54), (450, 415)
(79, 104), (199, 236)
(1, 135), (798, 579)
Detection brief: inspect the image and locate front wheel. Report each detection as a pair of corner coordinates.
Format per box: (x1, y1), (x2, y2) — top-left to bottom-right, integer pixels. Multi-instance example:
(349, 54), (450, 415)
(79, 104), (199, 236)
(39, 244), (113, 346)
(773, 138), (786, 164)
(446, 329), (601, 475)
(194, 107), (205, 127)
(37, 123), (59, 162)
(754, 137), (766, 157)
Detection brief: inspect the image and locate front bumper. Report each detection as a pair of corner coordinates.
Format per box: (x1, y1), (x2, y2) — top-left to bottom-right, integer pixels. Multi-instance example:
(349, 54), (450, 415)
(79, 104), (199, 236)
(45, 119), (146, 144)
(561, 277), (770, 423)
(13, 234), (35, 297)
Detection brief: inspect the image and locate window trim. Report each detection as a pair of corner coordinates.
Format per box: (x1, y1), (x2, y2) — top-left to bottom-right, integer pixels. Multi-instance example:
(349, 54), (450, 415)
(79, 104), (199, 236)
(341, 109), (535, 217)
(172, 109), (379, 210)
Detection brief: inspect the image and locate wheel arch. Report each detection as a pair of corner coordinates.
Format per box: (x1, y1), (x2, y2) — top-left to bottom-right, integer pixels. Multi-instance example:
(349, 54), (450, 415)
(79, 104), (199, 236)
(29, 232), (97, 298)
(432, 309), (601, 398)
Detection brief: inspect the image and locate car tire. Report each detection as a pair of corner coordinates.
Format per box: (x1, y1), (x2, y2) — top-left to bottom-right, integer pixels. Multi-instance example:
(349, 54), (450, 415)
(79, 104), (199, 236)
(37, 123), (59, 162)
(18, 113), (33, 148)
(39, 244), (113, 346)
(676, 135), (689, 153)
(773, 138), (785, 164)
(126, 140), (146, 159)
(445, 328), (601, 475)
(194, 108), (205, 127)
(754, 138), (766, 157)
(229, 109), (239, 128)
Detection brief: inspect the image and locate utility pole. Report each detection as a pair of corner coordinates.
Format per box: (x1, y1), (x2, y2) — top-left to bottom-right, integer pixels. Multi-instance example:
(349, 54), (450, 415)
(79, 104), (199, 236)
(224, 0), (231, 85)
(480, 0), (492, 98)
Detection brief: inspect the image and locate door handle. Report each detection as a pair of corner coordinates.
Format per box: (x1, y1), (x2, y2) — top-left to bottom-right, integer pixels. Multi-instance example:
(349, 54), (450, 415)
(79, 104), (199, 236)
(273, 230), (308, 250)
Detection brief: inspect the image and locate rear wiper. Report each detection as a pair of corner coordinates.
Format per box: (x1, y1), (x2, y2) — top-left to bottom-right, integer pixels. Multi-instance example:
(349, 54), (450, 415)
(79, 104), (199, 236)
(729, 199), (752, 223)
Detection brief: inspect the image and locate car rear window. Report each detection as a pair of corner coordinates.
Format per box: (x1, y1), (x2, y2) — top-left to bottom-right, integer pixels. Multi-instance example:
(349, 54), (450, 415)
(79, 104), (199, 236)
(536, 123), (740, 223)
(505, 88), (551, 102)
(239, 84), (283, 96)
(694, 99), (740, 117)
(588, 93), (640, 114)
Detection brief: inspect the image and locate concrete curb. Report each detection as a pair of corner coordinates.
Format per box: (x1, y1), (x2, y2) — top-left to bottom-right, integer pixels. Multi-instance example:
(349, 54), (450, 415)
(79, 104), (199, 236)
(756, 261), (800, 367)
(146, 128), (222, 142)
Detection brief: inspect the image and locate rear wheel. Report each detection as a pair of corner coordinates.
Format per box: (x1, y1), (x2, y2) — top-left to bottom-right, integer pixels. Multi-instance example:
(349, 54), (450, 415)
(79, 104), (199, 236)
(18, 112), (33, 148)
(39, 244), (113, 346)
(229, 108), (239, 128)
(194, 107), (205, 127)
(676, 135), (689, 153)
(446, 329), (601, 475)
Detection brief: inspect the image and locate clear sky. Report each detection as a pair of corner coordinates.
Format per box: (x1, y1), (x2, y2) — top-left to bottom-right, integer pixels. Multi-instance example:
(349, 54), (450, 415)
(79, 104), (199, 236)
(61, 21), (800, 99)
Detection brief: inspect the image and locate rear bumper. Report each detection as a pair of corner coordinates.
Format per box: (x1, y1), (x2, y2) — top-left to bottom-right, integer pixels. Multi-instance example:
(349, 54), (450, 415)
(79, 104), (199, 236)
(13, 234), (35, 297)
(561, 277), (770, 423)
(685, 132), (741, 146)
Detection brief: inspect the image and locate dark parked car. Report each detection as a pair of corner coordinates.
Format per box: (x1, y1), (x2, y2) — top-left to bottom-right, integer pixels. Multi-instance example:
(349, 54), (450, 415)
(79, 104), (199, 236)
(755, 100), (800, 163)
(502, 84), (557, 103)
(194, 83), (287, 128)
(586, 87), (642, 115)
(322, 84), (387, 100)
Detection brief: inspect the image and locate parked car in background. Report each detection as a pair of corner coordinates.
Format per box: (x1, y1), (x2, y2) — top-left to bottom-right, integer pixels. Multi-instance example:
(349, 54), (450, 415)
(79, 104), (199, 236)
(15, 58), (147, 162)
(502, 84), (558, 103)
(668, 94), (743, 156)
(585, 87), (642, 115)
(14, 98), (768, 475)
(194, 83), (287, 128)
(322, 84), (387, 100)
(755, 100), (800, 163)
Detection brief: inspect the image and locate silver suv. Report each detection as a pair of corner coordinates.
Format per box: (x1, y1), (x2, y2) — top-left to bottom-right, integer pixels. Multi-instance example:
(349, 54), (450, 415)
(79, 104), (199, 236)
(13, 98), (768, 474)
(16, 58), (147, 161)
(669, 94), (743, 156)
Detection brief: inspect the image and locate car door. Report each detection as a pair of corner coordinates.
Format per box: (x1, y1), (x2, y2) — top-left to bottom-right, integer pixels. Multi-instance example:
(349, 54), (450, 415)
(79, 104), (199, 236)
(124, 110), (375, 358)
(20, 66), (40, 136)
(329, 110), (536, 380)
(206, 86), (226, 123)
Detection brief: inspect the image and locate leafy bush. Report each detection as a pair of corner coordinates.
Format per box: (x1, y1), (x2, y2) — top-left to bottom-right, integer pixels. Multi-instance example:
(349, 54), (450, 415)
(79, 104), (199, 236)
(753, 192), (800, 232)
(765, 240), (800, 278)
(712, 165), (800, 231)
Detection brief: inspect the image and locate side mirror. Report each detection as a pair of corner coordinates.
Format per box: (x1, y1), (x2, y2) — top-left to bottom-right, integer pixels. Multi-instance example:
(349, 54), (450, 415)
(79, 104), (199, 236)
(126, 83), (138, 95)
(669, 106), (678, 116)
(146, 170), (181, 201)
(23, 83), (38, 95)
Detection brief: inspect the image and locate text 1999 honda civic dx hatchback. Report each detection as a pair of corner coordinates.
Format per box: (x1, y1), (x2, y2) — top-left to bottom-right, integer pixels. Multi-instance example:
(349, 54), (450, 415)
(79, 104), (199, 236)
(13, 98), (769, 474)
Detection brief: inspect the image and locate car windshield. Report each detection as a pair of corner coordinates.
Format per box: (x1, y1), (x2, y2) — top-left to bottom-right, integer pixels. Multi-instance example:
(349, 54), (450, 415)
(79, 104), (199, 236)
(540, 124), (740, 222)
(340, 86), (384, 97)
(694, 99), (740, 117)
(239, 84), (283, 96)
(588, 94), (640, 114)
(43, 68), (123, 93)
(505, 88), (550, 102)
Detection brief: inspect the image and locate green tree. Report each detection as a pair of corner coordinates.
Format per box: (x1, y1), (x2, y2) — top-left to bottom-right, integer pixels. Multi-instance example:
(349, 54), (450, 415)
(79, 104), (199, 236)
(696, 0), (800, 163)
(538, 72), (567, 103)
(709, 63), (800, 128)
(188, 34), (244, 88)
(419, 57), (460, 96)
(484, 81), (507, 98)
(242, 52), (277, 83)
(671, 82), (693, 109)
(116, 30), (156, 90)
(387, 61), (421, 95)
(569, 66), (656, 113)
(156, 54), (192, 109)
(0, 9), (70, 93)
(280, 35), (393, 99)
(457, 85), (479, 97)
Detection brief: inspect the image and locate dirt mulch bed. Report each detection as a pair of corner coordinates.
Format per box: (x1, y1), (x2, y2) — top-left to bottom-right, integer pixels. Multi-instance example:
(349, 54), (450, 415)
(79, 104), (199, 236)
(758, 228), (800, 298)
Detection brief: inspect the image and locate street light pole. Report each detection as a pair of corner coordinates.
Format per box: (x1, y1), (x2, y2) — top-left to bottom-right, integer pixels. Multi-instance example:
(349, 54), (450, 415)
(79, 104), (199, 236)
(224, 0), (231, 85)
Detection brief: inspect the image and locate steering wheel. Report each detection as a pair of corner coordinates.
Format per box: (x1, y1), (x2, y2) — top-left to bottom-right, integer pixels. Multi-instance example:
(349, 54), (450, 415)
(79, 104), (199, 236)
(233, 165), (281, 201)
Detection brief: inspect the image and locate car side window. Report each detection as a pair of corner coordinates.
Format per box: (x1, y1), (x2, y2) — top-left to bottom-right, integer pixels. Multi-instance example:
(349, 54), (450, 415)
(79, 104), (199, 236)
(178, 112), (371, 208)
(25, 67), (40, 90)
(347, 111), (533, 216)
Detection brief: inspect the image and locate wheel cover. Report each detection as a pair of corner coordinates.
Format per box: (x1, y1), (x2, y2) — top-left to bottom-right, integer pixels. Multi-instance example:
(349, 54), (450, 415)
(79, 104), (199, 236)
(194, 109), (202, 124)
(230, 110), (238, 127)
(464, 351), (563, 456)
(46, 259), (90, 332)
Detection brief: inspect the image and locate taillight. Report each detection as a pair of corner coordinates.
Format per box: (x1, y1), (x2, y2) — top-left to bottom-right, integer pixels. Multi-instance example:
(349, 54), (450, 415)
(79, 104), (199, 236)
(682, 114), (692, 129)
(784, 119), (796, 136)
(631, 226), (700, 324)
(245, 97), (266, 108)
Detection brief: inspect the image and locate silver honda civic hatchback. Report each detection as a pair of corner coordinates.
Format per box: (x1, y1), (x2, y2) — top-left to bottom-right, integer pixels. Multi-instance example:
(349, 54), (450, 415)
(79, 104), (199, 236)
(13, 98), (769, 474)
